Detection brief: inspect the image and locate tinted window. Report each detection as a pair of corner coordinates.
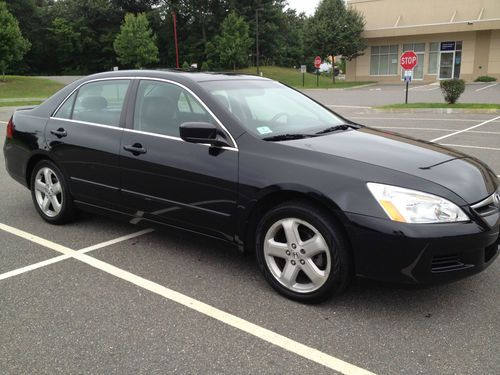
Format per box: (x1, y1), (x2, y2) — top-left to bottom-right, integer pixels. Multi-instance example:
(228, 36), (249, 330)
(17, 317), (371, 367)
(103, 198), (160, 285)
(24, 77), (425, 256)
(54, 91), (77, 119)
(72, 80), (130, 127)
(134, 80), (214, 137)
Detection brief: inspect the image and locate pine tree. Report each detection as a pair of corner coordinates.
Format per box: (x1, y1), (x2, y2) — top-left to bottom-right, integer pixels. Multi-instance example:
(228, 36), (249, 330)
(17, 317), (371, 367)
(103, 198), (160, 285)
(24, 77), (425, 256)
(113, 13), (159, 69)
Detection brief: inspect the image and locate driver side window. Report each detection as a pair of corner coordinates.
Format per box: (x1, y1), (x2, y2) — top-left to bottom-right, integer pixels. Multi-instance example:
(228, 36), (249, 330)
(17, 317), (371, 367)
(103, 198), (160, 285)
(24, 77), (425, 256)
(134, 80), (214, 137)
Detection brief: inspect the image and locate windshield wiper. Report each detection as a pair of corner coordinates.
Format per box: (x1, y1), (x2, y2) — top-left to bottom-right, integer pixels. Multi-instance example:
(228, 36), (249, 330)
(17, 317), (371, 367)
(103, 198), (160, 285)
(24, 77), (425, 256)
(315, 124), (361, 135)
(262, 133), (318, 141)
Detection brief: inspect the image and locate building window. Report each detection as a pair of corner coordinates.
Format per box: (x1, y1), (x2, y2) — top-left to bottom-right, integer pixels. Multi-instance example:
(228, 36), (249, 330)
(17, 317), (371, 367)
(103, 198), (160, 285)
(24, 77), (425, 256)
(370, 45), (398, 75)
(428, 42), (439, 74)
(401, 43), (425, 79)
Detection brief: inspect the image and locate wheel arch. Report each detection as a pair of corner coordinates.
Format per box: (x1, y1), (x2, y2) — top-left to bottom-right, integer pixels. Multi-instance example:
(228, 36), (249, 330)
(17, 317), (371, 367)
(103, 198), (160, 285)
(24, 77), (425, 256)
(239, 185), (354, 258)
(25, 152), (60, 188)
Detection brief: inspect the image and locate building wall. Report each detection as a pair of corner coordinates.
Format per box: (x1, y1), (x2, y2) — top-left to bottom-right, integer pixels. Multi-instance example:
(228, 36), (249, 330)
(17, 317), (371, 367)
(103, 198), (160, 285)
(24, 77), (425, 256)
(348, 0), (500, 29)
(347, 32), (478, 82)
(346, 0), (500, 82)
(489, 30), (500, 76)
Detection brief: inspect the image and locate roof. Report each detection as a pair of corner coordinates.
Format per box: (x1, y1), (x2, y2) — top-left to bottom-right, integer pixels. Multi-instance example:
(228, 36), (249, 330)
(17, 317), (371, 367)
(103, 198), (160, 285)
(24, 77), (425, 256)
(84, 69), (270, 83)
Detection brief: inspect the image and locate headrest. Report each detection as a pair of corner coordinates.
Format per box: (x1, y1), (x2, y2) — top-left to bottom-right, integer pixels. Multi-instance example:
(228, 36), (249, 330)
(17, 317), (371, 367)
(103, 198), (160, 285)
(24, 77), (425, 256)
(80, 96), (108, 110)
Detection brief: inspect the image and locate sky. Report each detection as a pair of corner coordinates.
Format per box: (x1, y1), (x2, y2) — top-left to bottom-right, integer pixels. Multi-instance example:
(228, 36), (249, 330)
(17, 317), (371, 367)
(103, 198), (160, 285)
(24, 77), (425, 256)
(285, 0), (322, 16)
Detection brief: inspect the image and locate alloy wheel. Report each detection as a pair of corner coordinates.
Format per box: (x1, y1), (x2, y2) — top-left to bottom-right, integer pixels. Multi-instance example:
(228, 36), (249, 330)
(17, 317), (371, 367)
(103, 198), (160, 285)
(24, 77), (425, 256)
(263, 218), (331, 293)
(34, 167), (63, 218)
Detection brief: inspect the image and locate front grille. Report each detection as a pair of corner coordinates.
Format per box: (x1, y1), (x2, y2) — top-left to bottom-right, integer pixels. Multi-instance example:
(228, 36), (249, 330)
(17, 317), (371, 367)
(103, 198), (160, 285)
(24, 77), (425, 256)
(431, 254), (470, 273)
(471, 192), (500, 217)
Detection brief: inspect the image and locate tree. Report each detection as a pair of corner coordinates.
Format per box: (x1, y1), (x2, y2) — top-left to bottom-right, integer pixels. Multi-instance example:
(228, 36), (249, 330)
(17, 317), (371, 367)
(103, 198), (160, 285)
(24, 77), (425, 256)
(305, 0), (366, 62)
(0, 1), (30, 80)
(214, 11), (251, 71)
(114, 12), (159, 68)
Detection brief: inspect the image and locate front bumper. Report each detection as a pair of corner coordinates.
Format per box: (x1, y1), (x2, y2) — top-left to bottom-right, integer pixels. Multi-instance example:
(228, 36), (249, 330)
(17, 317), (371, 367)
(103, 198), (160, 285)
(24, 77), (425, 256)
(345, 212), (499, 284)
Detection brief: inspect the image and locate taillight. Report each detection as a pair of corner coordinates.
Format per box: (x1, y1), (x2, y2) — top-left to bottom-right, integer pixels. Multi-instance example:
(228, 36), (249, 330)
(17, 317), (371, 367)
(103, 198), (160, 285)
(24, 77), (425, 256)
(6, 117), (14, 139)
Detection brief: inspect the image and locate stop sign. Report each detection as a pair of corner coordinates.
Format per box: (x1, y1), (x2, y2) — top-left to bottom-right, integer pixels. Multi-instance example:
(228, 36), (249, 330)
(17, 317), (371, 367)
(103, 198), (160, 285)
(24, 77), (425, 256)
(314, 56), (322, 69)
(400, 51), (418, 70)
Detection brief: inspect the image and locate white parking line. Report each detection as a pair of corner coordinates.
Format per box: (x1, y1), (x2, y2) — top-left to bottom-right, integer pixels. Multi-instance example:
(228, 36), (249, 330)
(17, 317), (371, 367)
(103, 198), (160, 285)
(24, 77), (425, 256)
(440, 144), (500, 151)
(475, 83), (498, 92)
(78, 228), (154, 254)
(430, 115), (500, 142)
(0, 222), (376, 375)
(0, 254), (71, 281)
(371, 126), (453, 132)
(370, 126), (500, 135)
(350, 117), (485, 122)
(0, 120), (7, 124)
(0, 224), (153, 280)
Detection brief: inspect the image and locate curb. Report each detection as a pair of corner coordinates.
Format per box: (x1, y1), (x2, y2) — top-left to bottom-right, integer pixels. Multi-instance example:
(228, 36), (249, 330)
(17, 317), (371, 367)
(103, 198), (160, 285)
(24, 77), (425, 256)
(302, 83), (378, 91)
(374, 108), (500, 114)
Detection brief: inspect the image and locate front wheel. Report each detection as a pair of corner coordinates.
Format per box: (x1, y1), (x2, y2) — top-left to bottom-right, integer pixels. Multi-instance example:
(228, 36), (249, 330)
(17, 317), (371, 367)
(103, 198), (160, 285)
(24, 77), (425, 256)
(30, 160), (76, 224)
(255, 201), (352, 303)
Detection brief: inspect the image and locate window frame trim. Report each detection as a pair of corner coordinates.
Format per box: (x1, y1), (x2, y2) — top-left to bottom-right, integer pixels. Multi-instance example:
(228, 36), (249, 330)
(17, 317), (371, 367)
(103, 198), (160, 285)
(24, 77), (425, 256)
(51, 76), (238, 151)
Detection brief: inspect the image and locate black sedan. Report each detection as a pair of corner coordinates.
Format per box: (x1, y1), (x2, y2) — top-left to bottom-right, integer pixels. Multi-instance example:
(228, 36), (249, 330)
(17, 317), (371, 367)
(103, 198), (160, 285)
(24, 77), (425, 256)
(3, 70), (499, 303)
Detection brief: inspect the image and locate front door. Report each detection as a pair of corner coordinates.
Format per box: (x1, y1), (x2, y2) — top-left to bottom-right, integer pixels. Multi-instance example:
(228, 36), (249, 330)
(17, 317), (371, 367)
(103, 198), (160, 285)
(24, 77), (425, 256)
(46, 79), (131, 208)
(119, 79), (238, 241)
(439, 52), (454, 79)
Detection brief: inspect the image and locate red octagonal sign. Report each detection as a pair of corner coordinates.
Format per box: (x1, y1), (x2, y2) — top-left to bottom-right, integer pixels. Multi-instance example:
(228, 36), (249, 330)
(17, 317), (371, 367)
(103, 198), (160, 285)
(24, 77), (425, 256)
(314, 56), (322, 69)
(400, 51), (418, 70)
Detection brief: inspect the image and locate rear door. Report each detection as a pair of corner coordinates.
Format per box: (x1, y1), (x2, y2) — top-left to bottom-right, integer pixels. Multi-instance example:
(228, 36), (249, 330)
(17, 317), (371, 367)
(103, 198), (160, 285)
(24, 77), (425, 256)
(45, 78), (131, 208)
(119, 79), (239, 241)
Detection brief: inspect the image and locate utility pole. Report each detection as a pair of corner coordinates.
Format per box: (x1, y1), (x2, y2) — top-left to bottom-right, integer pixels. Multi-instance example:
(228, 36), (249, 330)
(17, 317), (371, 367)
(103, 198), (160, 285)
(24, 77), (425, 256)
(256, 8), (263, 75)
(172, 11), (180, 69)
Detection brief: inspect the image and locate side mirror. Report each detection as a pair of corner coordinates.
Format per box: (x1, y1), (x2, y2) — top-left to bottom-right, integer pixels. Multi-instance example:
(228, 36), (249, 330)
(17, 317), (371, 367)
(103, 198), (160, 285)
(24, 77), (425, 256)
(179, 122), (230, 147)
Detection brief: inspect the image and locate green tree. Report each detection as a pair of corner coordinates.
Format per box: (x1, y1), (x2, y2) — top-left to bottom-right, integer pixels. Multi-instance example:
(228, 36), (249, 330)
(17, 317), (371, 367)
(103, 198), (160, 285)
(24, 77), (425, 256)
(0, 1), (30, 80)
(305, 0), (366, 62)
(114, 12), (159, 68)
(214, 11), (251, 71)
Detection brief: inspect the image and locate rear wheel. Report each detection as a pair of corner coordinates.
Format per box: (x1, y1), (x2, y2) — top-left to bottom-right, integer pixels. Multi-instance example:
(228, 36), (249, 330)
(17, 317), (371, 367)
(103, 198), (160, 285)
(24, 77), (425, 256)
(255, 201), (351, 303)
(30, 160), (76, 224)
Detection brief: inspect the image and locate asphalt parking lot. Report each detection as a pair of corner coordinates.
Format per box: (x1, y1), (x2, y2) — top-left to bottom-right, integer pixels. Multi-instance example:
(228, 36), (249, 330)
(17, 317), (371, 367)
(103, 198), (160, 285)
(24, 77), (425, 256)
(1, 87), (499, 375)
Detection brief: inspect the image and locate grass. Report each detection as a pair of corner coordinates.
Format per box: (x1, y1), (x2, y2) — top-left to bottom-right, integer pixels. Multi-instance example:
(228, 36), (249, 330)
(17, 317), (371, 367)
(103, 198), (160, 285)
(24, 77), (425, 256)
(236, 66), (373, 89)
(377, 103), (500, 109)
(0, 76), (63, 100)
(0, 100), (43, 107)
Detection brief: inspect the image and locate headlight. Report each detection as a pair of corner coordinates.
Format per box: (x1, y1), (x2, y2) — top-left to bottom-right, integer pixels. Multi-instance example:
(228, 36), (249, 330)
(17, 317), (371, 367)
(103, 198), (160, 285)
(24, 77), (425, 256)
(367, 183), (469, 223)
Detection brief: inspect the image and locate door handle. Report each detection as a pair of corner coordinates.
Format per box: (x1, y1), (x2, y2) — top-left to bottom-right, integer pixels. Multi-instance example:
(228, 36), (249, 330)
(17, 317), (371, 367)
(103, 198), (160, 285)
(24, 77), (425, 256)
(50, 128), (67, 138)
(123, 143), (147, 156)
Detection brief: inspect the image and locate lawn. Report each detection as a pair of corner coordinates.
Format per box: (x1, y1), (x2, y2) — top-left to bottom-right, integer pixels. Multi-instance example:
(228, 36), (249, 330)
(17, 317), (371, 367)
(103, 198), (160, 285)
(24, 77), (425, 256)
(0, 76), (63, 100)
(377, 103), (500, 109)
(236, 66), (373, 89)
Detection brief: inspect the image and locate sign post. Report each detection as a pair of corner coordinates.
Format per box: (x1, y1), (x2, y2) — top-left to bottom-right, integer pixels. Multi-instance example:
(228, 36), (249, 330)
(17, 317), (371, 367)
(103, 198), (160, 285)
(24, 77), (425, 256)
(300, 65), (306, 87)
(400, 51), (418, 104)
(314, 56), (321, 87)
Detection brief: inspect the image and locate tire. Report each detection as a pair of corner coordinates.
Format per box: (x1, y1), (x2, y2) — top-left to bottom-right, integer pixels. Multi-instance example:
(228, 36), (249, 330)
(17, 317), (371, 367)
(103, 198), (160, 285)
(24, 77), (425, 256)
(255, 200), (352, 303)
(30, 160), (76, 224)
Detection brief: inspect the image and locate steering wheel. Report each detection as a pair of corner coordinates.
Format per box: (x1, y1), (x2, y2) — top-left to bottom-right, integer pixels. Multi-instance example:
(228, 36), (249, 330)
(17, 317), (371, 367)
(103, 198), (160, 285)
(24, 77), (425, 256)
(270, 112), (289, 125)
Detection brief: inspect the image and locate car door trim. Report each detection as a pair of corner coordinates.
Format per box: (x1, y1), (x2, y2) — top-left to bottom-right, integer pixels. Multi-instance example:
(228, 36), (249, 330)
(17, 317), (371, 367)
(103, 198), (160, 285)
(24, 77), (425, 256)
(50, 76), (238, 151)
(49, 117), (124, 131)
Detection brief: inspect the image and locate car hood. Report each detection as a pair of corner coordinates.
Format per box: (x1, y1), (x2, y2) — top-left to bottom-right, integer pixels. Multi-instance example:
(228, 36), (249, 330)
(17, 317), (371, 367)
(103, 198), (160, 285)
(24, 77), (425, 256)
(283, 128), (498, 204)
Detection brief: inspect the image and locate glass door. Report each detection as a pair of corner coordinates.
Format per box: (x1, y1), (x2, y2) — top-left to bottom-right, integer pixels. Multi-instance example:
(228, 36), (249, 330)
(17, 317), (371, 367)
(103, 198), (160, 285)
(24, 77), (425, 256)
(439, 52), (454, 79)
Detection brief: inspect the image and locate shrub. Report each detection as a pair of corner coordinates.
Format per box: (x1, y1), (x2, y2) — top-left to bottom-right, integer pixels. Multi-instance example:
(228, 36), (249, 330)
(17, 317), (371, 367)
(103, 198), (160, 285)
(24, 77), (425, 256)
(182, 61), (190, 70)
(474, 75), (497, 82)
(440, 79), (465, 104)
(200, 61), (210, 71)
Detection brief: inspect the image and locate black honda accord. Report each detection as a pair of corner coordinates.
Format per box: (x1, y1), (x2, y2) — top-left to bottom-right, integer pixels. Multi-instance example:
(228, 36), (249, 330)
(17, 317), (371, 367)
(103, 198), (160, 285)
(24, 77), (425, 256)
(3, 70), (499, 302)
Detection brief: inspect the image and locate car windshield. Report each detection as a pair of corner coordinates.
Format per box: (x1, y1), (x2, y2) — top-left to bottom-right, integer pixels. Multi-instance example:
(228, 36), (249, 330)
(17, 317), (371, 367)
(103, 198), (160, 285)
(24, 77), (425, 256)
(199, 80), (345, 138)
